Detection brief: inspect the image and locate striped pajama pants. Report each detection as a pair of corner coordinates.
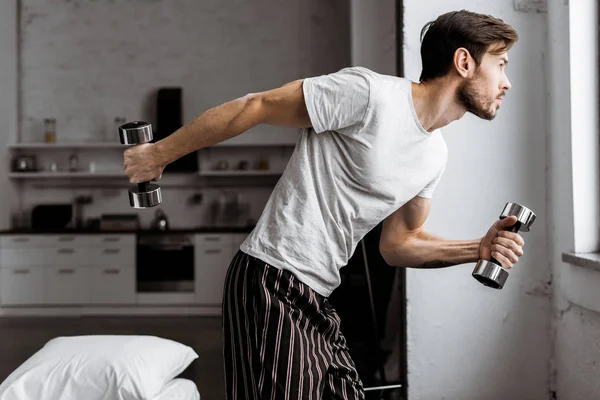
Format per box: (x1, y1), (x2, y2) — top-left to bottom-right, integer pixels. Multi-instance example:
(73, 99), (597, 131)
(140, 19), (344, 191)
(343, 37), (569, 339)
(222, 250), (366, 400)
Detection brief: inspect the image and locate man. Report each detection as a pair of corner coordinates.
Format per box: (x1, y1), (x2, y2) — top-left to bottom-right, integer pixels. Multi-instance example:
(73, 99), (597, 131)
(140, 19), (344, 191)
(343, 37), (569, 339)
(124, 9), (525, 400)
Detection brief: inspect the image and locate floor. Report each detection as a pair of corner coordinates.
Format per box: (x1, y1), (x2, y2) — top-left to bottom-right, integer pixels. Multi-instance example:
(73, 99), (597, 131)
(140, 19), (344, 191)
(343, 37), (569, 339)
(0, 316), (225, 400)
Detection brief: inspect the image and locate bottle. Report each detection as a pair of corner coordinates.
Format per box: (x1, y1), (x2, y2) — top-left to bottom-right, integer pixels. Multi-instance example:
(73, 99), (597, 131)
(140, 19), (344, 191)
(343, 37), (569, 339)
(69, 154), (79, 172)
(44, 118), (56, 143)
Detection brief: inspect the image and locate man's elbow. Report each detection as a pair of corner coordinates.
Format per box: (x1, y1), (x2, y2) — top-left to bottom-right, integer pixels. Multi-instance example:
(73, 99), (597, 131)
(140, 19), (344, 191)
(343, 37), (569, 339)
(379, 236), (416, 267)
(379, 239), (401, 267)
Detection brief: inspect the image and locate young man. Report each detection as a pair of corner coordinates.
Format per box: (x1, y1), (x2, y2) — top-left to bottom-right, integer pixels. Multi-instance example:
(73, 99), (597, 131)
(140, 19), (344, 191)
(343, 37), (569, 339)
(124, 9), (525, 400)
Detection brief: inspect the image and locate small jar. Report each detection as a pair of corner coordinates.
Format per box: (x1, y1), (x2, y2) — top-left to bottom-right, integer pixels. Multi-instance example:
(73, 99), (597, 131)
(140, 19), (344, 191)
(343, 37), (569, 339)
(44, 118), (56, 143)
(69, 154), (79, 172)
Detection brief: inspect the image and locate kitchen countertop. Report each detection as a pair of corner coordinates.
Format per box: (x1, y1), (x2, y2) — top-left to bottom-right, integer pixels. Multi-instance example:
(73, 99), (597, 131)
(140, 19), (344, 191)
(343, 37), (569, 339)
(0, 226), (255, 235)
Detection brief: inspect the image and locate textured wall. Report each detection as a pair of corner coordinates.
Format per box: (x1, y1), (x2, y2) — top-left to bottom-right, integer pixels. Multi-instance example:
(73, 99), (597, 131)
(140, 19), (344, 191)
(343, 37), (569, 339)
(19, 0), (350, 141)
(403, 2), (551, 399)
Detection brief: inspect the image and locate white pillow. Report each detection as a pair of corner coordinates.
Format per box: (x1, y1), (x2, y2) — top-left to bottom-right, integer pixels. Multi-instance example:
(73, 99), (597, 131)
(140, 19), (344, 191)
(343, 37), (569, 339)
(0, 335), (199, 400)
(152, 379), (200, 400)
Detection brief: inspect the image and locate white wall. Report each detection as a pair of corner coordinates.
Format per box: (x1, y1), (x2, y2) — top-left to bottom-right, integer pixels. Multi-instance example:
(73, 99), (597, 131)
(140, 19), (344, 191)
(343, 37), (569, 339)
(548, 0), (600, 398)
(403, 2), (551, 399)
(350, 0), (397, 76)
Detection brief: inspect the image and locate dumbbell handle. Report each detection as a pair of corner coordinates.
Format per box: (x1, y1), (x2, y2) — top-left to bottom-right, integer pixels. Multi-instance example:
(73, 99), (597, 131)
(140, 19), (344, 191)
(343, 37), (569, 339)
(138, 182), (152, 193)
(489, 220), (522, 266)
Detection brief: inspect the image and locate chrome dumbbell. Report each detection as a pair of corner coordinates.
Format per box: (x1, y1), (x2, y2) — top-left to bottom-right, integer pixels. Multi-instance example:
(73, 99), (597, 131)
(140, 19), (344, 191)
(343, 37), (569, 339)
(118, 121), (162, 209)
(472, 202), (536, 289)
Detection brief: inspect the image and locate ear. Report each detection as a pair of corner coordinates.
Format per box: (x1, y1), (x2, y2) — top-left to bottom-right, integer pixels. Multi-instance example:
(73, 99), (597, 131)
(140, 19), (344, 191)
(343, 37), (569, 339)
(453, 47), (476, 78)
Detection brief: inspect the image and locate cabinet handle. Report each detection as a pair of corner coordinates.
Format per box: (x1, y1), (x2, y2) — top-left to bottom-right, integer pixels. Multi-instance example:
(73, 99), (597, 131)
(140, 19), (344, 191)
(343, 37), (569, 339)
(13, 269), (30, 274)
(205, 249), (222, 254)
(12, 237), (29, 243)
(58, 268), (75, 274)
(103, 248), (121, 254)
(103, 269), (120, 275)
(103, 237), (120, 242)
(58, 236), (75, 242)
(58, 248), (75, 254)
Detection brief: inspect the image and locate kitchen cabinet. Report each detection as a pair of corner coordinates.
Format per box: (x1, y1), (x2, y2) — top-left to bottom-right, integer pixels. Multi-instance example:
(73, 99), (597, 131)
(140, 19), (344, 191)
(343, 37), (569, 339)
(0, 234), (135, 306)
(45, 266), (90, 304)
(89, 266), (135, 305)
(194, 234), (234, 305)
(88, 235), (136, 305)
(193, 233), (249, 307)
(0, 266), (44, 305)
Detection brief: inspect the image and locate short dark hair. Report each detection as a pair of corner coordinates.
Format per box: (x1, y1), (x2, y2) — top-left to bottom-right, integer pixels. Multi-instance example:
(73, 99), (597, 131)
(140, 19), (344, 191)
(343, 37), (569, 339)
(419, 10), (518, 81)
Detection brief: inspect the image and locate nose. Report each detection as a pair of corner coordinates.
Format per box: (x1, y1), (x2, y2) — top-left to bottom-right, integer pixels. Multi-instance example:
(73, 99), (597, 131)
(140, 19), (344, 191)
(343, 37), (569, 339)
(502, 75), (512, 91)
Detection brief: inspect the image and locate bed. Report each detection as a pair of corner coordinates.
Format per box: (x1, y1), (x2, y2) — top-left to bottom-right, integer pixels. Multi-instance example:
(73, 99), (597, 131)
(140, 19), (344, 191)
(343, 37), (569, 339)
(0, 335), (201, 400)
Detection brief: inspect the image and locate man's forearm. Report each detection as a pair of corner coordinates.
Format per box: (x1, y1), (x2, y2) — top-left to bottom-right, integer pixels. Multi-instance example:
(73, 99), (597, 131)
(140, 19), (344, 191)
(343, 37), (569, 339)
(154, 94), (260, 166)
(384, 231), (482, 269)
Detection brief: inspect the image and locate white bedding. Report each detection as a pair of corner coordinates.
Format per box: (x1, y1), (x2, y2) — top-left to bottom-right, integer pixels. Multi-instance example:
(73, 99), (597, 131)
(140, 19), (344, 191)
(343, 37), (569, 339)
(152, 379), (200, 400)
(0, 335), (199, 400)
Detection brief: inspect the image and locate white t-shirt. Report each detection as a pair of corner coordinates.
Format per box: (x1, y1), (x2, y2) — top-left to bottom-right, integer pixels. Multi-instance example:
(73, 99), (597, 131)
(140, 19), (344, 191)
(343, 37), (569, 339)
(240, 66), (447, 297)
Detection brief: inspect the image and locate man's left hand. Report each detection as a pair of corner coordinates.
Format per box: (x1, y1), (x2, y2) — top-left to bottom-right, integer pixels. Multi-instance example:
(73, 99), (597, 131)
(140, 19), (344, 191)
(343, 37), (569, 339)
(478, 215), (525, 269)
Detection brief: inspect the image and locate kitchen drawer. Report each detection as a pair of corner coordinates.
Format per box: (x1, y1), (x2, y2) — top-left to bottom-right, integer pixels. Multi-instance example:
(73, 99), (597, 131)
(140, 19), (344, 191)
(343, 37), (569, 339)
(1, 235), (89, 248)
(2, 249), (45, 266)
(1, 236), (46, 248)
(88, 246), (135, 267)
(45, 266), (90, 304)
(2, 246), (88, 267)
(0, 267), (44, 305)
(89, 235), (136, 246)
(89, 266), (135, 304)
(195, 234), (233, 246)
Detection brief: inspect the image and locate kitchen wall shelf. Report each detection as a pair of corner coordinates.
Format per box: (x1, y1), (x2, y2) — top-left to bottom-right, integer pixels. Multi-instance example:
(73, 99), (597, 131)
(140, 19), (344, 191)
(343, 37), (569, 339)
(198, 170), (282, 177)
(9, 172), (125, 179)
(8, 142), (124, 150)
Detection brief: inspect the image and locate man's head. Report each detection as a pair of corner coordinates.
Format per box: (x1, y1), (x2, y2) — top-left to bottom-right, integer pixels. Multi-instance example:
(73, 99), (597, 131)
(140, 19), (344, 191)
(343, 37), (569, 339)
(419, 10), (518, 120)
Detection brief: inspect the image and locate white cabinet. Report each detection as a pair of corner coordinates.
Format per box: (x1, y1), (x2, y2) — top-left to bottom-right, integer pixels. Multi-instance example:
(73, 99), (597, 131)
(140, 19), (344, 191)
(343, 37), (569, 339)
(0, 266), (44, 305)
(232, 234), (247, 253)
(0, 234), (135, 307)
(194, 233), (249, 307)
(195, 234), (233, 305)
(45, 266), (90, 305)
(89, 266), (135, 305)
(88, 234), (136, 305)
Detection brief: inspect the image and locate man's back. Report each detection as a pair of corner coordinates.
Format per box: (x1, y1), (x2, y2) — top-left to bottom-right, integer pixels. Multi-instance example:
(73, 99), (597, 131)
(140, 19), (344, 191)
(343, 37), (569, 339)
(241, 67), (448, 297)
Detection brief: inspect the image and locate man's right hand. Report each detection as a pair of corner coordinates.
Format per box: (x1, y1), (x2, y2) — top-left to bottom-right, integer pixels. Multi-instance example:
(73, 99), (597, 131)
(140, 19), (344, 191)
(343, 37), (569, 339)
(123, 143), (165, 183)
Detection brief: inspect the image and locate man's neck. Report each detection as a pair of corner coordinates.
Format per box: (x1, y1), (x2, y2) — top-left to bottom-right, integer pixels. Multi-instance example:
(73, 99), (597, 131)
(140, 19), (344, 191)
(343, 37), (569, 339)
(411, 78), (466, 132)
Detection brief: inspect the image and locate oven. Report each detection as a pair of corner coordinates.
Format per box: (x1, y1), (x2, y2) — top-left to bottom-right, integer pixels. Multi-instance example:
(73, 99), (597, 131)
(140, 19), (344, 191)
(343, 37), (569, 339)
(136, 233), (194, 293)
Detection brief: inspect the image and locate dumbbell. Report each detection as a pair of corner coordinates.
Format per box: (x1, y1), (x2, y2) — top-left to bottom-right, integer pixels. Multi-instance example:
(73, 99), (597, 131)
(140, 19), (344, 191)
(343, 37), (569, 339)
(118, 121), (162, 209)
(472, 202), (536, 289)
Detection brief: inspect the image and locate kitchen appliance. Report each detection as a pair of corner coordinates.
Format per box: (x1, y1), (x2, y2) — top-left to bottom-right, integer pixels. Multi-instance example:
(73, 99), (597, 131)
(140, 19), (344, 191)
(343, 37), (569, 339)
(150, 208), (169, 231)
(12, 155), (37, 172)
(155, 87), (197, 172)
(99, 214), (139, 231)
(136, 233), (194, 292)
(31, 204), (73, 229)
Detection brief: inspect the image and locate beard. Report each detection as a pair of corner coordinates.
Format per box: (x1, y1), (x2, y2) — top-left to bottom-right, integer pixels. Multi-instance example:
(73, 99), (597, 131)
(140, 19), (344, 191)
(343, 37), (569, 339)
(457, 76), (498, 121)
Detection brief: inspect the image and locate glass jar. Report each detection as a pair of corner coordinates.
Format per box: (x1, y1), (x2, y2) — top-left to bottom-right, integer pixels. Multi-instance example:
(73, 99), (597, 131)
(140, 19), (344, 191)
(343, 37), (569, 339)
(44, 118), (56, 143)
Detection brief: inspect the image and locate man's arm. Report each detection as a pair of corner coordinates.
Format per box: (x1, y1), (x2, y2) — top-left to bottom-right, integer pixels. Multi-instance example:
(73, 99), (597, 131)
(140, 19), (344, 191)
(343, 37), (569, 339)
(124, 79), (311, 183)
(379, 196), (481, 268)
(155, 79), (310, 167)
